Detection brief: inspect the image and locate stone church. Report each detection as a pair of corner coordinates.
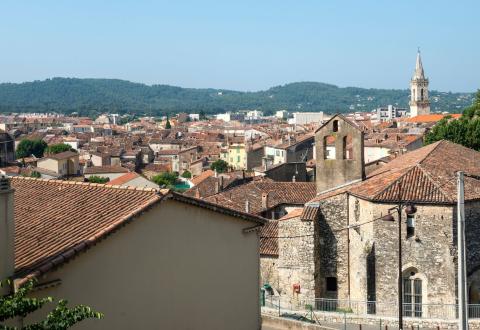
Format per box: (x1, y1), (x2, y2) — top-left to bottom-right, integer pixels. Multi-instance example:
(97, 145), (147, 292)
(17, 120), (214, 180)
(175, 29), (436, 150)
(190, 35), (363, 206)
(269, 115), (480, 318)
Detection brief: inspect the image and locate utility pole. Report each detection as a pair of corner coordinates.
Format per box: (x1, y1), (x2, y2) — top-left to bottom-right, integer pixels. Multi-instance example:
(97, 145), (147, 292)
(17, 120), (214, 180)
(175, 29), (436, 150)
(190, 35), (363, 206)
(458, 171), (468, 330)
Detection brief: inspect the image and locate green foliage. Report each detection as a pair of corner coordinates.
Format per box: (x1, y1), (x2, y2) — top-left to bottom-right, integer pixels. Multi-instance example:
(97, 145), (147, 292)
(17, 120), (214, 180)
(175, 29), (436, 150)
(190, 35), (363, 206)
(425, 90), (480, 150)
(30, 171), (41, 179)
(16, 139), (47, 159)
(165, 118), (172, 129)
(0, 279), (102, 329)
(152, 172), (178, 188)
(87, 176), (110, 184)
(181, 170), (192, 179)
(44, 143), (75, 154)
(0, 78), (474, 116)
(210, 159), (229, 173)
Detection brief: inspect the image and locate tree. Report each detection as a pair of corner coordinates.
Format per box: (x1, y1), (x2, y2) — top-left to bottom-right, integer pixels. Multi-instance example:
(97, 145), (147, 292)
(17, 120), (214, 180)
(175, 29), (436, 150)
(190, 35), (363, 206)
(152, 172), (178, 188)
(16, 139), (47, 159)
(0, 279), (103, 329)
(87, 176), (110, 184)
(181, 170), (192, 179)
(45, 143), (75, 154)
(210, 159), (229, 173)
(165, 118), (172, 129)
(425, 90), (480, 150)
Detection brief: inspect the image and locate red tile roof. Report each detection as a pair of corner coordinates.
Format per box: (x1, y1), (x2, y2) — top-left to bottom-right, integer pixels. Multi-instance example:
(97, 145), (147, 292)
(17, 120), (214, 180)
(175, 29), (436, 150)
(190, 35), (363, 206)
(260, 221), (278, 257)
(312, 140), (480, 204)
(84, 165), (129, 174)
(205, 180), (317, 214)
(106, 172), (139, 186)
(12, 177), (162, 281)
(12, 178), (266, 284)
(403, 114), (461, 123)
(191, 169), (214, 186)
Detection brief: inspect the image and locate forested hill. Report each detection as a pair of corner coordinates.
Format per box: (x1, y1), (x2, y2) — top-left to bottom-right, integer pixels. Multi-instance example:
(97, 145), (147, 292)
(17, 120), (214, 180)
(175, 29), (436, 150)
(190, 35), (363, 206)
(0, 78), (474, 117)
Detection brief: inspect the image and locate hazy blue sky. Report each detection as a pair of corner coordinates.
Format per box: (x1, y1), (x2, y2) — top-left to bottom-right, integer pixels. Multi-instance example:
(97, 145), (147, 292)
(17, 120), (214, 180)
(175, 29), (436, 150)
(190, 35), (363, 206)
(0, 1), (478, 92)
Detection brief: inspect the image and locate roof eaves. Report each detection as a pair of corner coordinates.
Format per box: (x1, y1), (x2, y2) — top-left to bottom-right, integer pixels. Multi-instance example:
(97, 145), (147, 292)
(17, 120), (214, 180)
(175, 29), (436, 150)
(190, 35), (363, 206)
(167, 191), (267, 225)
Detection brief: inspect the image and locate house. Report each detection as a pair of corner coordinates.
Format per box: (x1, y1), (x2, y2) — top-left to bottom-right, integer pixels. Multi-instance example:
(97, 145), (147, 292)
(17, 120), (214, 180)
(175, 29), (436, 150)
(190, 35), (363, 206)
(1, 176), (265, 329)
(36, 151), (80, 177)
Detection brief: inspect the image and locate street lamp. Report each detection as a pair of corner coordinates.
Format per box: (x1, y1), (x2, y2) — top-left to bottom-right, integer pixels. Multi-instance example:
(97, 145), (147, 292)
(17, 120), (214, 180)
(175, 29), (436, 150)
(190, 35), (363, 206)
(381, 187), (417, 330)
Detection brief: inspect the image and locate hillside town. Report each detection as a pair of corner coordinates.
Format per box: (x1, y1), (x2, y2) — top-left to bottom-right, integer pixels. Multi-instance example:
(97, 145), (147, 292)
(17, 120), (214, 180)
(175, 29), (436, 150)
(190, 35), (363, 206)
(1, 48), (480, 330)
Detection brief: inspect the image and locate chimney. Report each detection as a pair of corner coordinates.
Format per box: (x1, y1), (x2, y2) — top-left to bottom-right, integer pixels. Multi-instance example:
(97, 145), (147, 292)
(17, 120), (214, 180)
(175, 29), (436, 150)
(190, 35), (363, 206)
(195, 188), (200, 199)
(245, 200), (250, 213)
(214, 169), (218, 178)
(214, 181), (220, 194)
(261, 192), (269, 209)
(0, 176), (14, 291)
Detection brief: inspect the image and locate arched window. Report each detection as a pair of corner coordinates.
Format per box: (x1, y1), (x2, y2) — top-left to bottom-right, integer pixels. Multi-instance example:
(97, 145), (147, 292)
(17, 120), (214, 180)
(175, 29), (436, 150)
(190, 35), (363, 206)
(343, 135), (353, 160)
(332, 120), (339, 132)
(420, 89), (424, 101)
(324, 135), (336, 159)
(403, 268), (422, 317)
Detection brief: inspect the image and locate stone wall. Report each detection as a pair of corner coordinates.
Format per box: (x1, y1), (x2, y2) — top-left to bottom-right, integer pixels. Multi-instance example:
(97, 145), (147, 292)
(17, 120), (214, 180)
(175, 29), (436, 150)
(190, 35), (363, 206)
(315, 116), (365, 192)
(316, 193), (349, 300)
(278, 215), (316, 301)
(261, 256), (280, 290)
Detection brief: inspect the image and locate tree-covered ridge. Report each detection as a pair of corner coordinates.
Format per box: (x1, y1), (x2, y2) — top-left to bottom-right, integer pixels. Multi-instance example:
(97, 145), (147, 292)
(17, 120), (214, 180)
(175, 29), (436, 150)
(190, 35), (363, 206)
(0, 78), (474, 117)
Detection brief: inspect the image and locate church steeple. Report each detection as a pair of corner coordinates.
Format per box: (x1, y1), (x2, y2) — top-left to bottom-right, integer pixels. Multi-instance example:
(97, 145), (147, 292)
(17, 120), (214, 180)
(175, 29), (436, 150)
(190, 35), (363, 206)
(409, 49), (430, 117)
(413, 50), (425, 80)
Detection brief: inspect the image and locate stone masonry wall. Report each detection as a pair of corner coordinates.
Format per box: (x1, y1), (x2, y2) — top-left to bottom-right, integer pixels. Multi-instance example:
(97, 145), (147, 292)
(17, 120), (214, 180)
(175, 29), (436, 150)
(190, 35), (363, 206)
(278, 215), (316, 302)
(316, 193), (349, 300)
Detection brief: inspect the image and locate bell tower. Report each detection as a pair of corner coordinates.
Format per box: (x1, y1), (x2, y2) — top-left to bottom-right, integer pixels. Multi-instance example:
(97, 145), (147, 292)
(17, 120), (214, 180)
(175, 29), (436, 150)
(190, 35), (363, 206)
(409, 50), (430, 117)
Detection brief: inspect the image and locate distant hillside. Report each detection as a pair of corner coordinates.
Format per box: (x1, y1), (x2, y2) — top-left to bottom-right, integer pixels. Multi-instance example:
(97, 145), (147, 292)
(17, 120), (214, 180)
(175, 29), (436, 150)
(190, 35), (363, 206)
(0, 78), (474, 117)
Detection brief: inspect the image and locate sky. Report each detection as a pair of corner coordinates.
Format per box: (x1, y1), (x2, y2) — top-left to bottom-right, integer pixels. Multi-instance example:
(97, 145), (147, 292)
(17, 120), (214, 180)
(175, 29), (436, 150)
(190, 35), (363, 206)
(0, 1), (478, 92)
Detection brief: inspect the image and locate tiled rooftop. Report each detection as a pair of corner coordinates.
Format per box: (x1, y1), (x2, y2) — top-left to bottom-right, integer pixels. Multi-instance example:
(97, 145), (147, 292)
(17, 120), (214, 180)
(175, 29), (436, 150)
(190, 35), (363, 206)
(12, 177), (162, 279)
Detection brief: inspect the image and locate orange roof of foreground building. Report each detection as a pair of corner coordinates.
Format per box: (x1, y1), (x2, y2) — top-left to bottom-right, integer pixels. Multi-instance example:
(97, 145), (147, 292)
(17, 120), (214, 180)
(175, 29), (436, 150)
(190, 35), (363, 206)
(11, 177), (266, 284)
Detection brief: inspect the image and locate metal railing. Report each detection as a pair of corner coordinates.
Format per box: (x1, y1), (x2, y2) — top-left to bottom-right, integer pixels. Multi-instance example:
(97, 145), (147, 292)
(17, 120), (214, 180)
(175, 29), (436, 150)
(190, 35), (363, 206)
(262, 296), (480, 320)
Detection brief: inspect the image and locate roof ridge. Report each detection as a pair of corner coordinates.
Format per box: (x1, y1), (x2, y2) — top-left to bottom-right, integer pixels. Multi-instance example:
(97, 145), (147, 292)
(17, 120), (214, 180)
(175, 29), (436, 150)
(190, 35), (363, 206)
(418, 140), (445, 166)
(415, 164), (454, 201)
(11, 176), (161, 193)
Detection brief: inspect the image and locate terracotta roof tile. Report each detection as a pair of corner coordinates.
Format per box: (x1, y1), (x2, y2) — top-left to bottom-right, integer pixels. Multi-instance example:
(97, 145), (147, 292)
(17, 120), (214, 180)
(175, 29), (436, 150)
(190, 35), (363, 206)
(12, 177), (162, 280)
(106, 172), (140, 186)
(312, 140), (480, 204)
(84, 165), (129, 174)
(260, 221), (278, 257)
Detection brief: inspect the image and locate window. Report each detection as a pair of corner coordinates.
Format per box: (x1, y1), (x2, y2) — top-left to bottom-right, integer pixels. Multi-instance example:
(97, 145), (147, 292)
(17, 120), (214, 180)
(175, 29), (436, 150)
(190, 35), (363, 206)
(326, 277), (337, 292)
(237, 156), (240, 162)
(420, 89), (424, 101)
(332, 120), (339, 132)
(404, 277), (422, 317)
(407, 215), (415, 238)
